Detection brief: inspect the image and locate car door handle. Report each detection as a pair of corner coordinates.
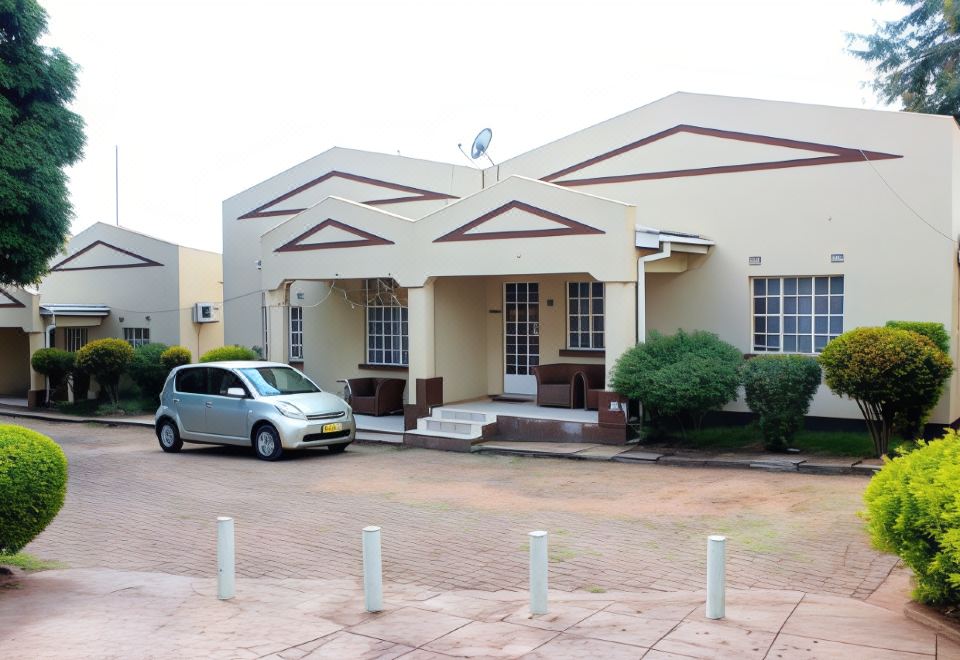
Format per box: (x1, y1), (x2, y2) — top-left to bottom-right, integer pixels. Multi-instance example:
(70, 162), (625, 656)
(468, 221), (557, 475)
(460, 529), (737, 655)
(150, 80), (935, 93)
(172, 398), (180, 404)
(205, 401), (213, 408)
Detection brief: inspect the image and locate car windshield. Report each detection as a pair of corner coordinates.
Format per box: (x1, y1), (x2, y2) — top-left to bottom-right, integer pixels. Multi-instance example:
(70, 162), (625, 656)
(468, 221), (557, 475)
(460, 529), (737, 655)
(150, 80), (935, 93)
(238, 367), (321, 397)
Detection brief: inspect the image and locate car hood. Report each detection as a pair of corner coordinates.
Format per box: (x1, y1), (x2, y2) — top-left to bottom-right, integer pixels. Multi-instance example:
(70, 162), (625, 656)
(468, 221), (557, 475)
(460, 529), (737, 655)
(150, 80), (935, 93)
(270, 392), (351, 417)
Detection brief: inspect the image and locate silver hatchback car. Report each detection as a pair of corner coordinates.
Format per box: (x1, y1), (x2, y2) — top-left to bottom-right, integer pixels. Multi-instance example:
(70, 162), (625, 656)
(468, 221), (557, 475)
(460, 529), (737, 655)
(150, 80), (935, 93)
(154, 361), (355, 461)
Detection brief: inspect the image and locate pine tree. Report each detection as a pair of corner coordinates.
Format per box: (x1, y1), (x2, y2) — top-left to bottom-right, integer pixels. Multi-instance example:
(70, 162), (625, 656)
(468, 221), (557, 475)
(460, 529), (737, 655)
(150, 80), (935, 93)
(0, 0), (85, 285)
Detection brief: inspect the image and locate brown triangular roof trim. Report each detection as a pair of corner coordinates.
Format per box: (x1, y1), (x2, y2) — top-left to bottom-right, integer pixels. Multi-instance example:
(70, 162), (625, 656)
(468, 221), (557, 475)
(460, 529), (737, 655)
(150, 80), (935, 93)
(543, 124), (903, 186)
(239, 171), (458, 220)
(275, 219), (395, 252)
(0, 289), (25, 308)
(50, 240), (164, 271)
(434, 201), (605, 243)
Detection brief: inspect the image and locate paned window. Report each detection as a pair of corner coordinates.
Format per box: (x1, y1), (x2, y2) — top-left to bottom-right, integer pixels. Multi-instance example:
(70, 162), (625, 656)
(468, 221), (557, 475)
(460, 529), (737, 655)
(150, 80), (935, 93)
(567, 282), (604, 350)
(366, 279), (408, 366)
(289, 306), (303, 361)
(123, 327), (150, 348)
(65, 327), (88, 352)
(753, 276), (844, 353)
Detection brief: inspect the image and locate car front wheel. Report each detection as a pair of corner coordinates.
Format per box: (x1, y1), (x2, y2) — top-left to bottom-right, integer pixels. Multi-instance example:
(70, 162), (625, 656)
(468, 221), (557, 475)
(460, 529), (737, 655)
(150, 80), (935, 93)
(253, 425), (284, 461)
(157, 420), (183, 453)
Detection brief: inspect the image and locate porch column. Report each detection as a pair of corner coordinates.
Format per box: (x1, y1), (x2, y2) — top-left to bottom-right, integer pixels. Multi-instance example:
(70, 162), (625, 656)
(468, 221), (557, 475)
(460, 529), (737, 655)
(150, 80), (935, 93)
(406, 280), (435, 405)
(264, 287), (286, 362)
(604, 281), (637, 386)
(27, 331), (46, 407)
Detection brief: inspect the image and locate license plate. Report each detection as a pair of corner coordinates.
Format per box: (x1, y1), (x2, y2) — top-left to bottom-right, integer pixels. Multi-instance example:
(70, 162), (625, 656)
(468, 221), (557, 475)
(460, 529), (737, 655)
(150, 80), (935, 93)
(322, 423), (343, 433)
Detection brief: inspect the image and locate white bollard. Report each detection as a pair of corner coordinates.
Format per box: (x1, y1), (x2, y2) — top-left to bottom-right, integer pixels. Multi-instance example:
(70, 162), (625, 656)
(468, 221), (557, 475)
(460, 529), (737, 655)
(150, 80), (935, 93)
(529, 530), (549, 615)
(217, 516), (235, 600)
(706, 534), (726, 619)
(363, 526), (383, 612)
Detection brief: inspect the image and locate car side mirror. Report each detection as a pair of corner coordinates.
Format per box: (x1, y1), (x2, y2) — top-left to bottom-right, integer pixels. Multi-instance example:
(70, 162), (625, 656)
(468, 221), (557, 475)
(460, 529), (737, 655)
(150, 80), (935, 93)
(226, 387), (246, 398)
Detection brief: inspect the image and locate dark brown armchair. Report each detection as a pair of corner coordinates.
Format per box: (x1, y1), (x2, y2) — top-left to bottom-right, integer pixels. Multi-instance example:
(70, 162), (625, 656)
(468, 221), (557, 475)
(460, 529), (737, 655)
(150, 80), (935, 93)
(346, 378), (405, 416)
(580, 364), (606, 411)
(533, 364), (584, 408)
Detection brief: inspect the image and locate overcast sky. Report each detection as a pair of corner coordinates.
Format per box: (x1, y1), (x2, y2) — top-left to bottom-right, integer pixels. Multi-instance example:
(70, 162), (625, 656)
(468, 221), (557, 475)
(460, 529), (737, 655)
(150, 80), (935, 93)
(41, 0), (903, 253)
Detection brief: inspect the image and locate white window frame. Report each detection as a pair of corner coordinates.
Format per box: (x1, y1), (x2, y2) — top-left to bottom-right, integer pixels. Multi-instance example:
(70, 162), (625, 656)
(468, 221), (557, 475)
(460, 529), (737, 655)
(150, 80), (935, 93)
(123, 327), (150, 348)
(65, 327), (88, 352)
(289, 306), (303, 361)
(752, 275), (844, 354)
(365, 278), (408, 366)
(567, 281), (605, 350)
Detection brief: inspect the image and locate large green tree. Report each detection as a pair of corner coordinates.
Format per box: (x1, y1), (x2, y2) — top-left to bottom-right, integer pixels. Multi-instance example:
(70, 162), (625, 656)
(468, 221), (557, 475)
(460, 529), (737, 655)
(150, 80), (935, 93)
(850, 1), (960, 117)
(0, 0), (84, 286)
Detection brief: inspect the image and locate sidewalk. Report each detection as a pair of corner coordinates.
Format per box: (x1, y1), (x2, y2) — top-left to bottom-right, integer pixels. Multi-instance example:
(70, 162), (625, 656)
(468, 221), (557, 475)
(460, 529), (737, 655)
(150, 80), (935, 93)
(0, 567), (953, 659)
(0, 403), (154, 428)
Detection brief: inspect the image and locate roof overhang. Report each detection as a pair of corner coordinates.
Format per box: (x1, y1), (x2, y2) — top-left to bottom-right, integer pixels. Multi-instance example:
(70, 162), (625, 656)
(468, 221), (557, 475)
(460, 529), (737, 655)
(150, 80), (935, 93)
(636, 226), (715, 254)
(40, 304), (111, 317)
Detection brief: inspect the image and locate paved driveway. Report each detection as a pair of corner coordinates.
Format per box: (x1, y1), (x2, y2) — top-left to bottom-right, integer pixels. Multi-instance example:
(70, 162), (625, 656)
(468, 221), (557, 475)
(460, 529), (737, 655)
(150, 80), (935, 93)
(14, 416), (895, 599)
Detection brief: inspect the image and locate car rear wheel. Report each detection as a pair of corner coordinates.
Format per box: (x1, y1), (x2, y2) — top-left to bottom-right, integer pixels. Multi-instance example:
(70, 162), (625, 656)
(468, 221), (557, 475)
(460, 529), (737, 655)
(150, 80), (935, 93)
(254, 425), (284, 461)
(327, 443), (349, 453)
(157, 420), (183, 453)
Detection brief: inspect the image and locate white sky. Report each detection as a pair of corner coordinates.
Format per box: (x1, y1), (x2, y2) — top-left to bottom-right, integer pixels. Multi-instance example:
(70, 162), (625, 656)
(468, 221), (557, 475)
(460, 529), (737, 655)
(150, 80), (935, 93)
(40, 0), (903, 253)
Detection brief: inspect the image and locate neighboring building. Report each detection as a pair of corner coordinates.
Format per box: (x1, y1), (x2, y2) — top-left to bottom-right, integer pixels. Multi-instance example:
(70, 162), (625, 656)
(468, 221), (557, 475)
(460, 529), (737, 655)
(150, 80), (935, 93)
(0, 223), (224, 405)
(222, 92), (960, 429)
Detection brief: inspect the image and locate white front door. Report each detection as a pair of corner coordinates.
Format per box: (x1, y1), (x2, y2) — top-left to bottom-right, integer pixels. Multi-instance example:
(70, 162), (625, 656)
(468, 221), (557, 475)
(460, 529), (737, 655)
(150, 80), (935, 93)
(504, 282), (540, 395)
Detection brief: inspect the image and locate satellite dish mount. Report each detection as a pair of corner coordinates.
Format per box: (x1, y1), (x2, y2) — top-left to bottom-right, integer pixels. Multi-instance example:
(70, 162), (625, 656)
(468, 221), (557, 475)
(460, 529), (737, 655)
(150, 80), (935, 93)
(458, 127), (495, 167)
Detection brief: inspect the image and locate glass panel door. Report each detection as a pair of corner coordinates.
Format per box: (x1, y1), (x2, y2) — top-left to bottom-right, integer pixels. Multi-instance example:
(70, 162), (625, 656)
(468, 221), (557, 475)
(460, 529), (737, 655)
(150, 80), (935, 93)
(504, 282), (539, 395)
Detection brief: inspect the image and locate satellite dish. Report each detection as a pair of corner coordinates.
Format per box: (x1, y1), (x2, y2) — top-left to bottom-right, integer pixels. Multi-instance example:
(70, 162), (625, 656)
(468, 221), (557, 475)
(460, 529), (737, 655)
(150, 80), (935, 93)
(471, 128), (493, 160)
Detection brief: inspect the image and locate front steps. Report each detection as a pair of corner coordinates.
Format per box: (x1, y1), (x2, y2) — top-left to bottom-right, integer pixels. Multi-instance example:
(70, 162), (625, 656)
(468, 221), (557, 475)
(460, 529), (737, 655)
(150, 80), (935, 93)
(403, 408), (498, 452)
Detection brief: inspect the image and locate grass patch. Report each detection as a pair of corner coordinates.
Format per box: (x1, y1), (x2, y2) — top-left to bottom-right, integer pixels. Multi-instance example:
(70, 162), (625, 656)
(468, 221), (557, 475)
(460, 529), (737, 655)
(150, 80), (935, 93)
(0, 552), (66, 571)
(654, 424), (909, 458)
(55, 396), (156, 417)
(584, 585), (607, 593)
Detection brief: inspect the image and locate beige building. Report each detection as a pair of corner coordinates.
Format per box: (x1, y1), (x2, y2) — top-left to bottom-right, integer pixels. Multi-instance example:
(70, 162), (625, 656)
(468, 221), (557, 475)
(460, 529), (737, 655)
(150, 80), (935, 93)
(222, 92), (960, 437)
(0, 223), (223, 405)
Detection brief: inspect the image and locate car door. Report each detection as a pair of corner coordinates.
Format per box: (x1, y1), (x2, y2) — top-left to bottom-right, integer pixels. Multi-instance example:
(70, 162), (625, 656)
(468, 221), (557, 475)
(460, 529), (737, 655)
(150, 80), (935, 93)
(204, 368), (250, 443)
(174, 367), (208, 433)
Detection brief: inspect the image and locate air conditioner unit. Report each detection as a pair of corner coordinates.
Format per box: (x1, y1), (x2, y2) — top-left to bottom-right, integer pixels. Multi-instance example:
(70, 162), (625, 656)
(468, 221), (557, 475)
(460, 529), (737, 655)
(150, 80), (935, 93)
(193, 302), (219, 323)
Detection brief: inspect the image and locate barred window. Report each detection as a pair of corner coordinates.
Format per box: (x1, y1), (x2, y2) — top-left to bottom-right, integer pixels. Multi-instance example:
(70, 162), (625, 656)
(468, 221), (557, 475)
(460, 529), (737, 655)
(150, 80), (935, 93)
(365, 279), (408, 366)
(567, 282), (604, 350)
(753, 276), (844, 353)
(65, 327), (88, 352)
(123, 327), (150, 348)
(289, 306), (303, 361)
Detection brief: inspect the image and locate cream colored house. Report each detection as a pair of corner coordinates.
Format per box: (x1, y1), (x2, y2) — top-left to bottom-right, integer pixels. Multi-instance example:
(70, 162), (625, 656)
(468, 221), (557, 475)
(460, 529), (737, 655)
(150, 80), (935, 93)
(0, 223), (223, 405)
(222, 92), (960, 441)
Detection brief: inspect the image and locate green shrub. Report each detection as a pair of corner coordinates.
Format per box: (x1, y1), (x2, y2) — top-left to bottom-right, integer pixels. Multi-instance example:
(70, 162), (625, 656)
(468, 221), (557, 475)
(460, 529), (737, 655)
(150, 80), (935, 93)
(127, 343), (170, 399)
(863, 431), (960, 606)
(30, 348), (75, 398)
(160, 345), (192, 370)
(611, 330), (742, 436)
(819, 327), (953, 457)
(199, 345), (257, 363)
(885, 321), (950, 354)
(0, 425), (68, 554)
(75, 338), (134, 406)
(741, 355), (822, 452)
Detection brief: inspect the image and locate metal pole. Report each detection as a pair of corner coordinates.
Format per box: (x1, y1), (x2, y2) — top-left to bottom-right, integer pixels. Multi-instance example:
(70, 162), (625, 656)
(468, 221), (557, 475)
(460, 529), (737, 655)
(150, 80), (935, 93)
(114, 145), (119, 226)
(217, 517), (235, 600)
(706, 535), (726, 619)
(363, 526), (383, 612)
(529, 530), (548, 615)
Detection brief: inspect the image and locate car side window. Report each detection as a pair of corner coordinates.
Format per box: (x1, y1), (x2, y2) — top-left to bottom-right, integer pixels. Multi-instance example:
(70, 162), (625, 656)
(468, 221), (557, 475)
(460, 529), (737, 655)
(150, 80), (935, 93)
(175, 368), (207, 394)
(209, 369), (249, 397)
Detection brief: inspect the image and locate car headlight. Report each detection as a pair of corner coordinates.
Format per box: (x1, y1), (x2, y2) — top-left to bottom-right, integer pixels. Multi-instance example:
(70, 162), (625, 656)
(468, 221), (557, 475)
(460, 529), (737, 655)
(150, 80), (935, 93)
(275, 401), (307, 420)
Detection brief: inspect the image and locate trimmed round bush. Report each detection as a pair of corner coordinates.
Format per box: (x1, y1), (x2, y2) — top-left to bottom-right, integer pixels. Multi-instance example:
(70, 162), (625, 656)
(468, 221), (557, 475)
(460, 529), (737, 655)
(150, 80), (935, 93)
(199, 345), (257, 363)
(0, 424), (68, 554)
(819, 327), (953, 457)
(75, 338), (134, 405)
(742, 355), (821, 451)
(160, 345), (192, 370)
(611, 330), (742, 436)
(885, 321), (950, 355)
(127, 342), (170, 399)
(863, 430), (960, 606)
(30, 348), (75, 397)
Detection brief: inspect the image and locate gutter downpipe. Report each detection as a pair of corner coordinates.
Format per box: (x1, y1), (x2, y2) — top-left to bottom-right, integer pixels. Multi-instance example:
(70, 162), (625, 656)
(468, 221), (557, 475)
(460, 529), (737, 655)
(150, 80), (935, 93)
(637, 241), (672, 344)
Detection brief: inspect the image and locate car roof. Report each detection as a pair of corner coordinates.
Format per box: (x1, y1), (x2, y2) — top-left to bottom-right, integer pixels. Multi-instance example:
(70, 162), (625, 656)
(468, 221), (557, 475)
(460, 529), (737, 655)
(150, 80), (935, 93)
(181, 361), (291, 369)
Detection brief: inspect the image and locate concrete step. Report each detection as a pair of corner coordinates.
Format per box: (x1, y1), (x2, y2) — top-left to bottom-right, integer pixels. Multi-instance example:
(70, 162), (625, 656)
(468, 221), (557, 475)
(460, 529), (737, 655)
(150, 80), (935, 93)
(416, 417), (484, 438)
(434, 408), (497, 424)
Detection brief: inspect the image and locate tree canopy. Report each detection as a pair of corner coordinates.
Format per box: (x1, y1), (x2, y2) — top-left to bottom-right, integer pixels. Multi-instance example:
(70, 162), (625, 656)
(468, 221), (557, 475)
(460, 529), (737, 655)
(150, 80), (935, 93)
(850, 1), (960, 117)
(0, 0), (85, 286)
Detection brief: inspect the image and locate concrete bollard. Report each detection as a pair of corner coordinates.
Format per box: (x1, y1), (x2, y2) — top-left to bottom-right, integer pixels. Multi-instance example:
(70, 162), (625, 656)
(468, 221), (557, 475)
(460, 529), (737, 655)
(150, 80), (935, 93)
(217, 516), (235, 600)
(706, 535), (726, 619)
(363, 526), (383, 612)
(529, 530), (548, 615)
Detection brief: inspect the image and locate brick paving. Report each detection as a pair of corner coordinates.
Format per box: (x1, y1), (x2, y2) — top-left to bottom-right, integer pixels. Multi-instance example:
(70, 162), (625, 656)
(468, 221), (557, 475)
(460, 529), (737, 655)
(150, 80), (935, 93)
(14, 415), (897, 600)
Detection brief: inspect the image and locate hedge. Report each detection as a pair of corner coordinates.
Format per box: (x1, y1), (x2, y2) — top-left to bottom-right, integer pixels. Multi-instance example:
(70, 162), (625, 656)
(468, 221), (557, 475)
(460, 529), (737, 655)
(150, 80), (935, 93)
(127, 343), (170, 398)
(160, 345), (192, 370)
(742, 355), (821, 451)
(199, 345), (257, 363)
(75, 338), (135, 405)
(885, 321), (950, 355)
(0, 425), (68, 554)
(863, 431), (960, 606)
